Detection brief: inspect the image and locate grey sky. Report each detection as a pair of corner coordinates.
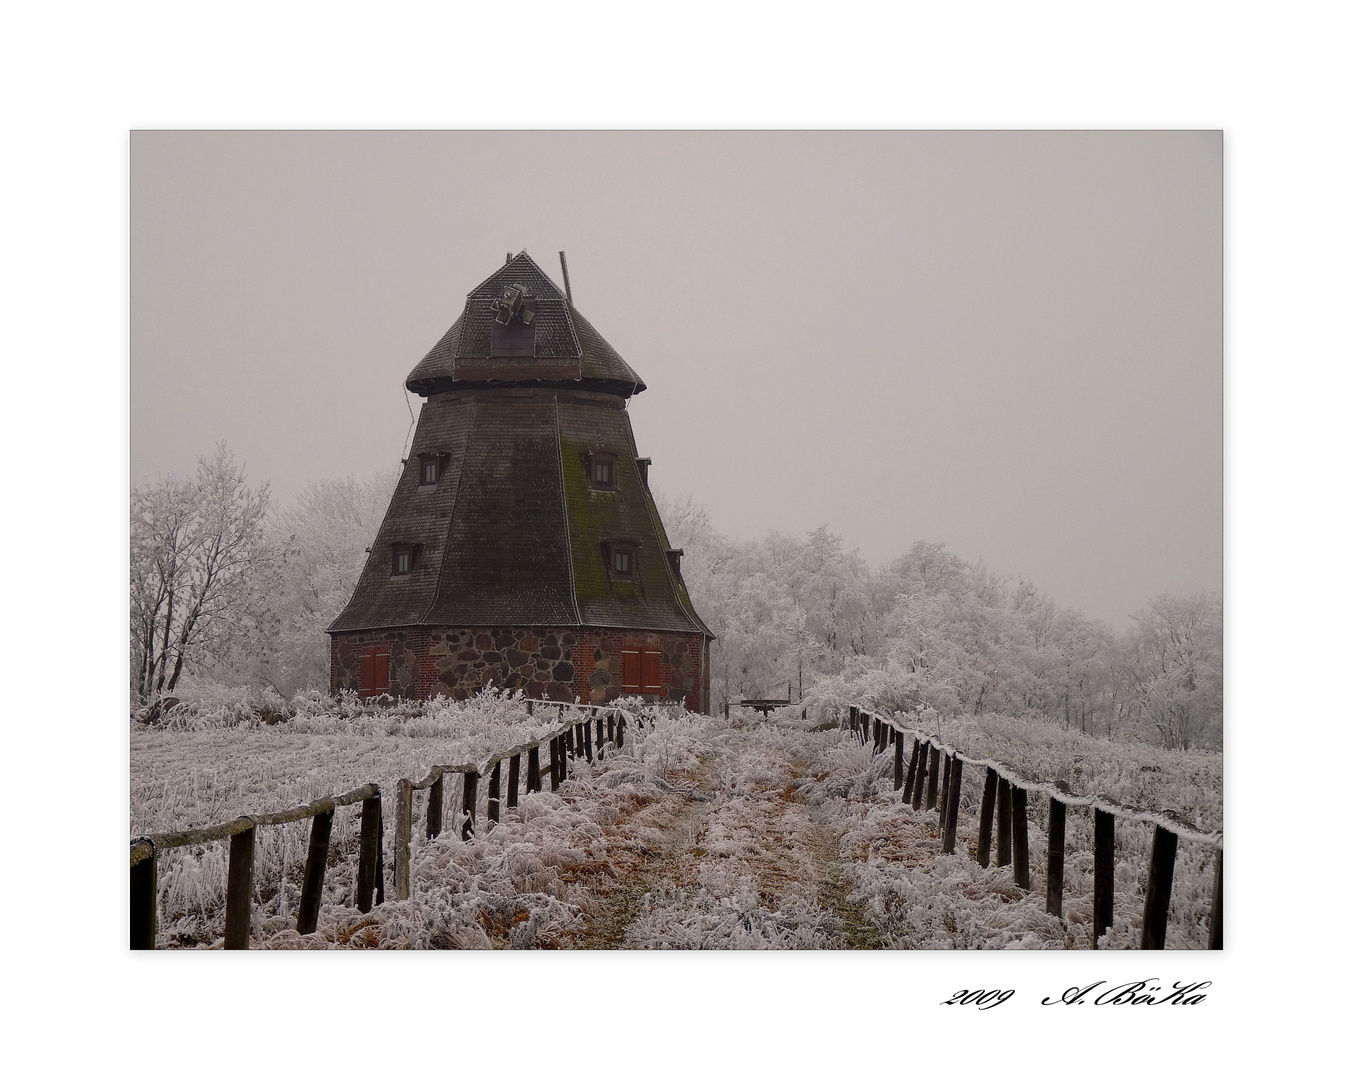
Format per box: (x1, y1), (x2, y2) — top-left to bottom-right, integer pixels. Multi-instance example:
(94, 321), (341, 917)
(131, 130), (1220, 628)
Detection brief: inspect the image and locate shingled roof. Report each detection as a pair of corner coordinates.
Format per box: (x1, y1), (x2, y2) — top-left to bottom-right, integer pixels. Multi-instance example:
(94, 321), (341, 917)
(404, 251), (647, 397)
(328, 251), (709, 639)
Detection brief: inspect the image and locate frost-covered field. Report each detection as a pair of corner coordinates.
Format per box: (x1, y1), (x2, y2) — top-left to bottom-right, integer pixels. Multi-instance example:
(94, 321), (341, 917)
(130, 693), (1220, 949)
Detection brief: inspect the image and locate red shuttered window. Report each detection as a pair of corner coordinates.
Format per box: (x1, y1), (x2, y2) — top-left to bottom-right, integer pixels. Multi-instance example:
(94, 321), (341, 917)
(622, 650), (641, 692)
(359, 646), (390, 698)
(641, 651), (661, 694)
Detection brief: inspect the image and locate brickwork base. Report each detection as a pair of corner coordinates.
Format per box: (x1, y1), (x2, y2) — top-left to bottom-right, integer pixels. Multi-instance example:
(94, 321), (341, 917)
(330, 626), (709, 713)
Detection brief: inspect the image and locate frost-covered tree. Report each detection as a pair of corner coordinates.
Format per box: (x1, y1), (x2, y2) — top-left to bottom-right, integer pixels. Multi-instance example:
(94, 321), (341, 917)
(1127, 591), (1222, 750)
(130, 443), (270, 702)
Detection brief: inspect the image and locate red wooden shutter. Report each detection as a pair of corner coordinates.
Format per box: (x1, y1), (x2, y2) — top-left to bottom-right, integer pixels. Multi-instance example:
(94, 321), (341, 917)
(641, 650), (661, 694)
(359, 646), (390, 697)
(359, 649), (375, 697)
(622, 650), (641, 692)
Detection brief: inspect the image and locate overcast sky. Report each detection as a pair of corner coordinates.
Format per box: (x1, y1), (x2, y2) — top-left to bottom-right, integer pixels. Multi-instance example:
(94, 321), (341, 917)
(131, 130), (1219, 628)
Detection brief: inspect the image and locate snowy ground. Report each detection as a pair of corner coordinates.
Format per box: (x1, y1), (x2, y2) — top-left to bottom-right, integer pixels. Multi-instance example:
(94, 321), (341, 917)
(130, 697), (1220, 949)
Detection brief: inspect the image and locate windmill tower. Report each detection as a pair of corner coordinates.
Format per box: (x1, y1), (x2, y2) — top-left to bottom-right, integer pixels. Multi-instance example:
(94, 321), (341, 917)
(327, 251), (713, 712)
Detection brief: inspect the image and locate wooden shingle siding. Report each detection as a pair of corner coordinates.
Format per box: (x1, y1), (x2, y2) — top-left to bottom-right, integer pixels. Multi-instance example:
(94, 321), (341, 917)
(328, 251), (713, 713)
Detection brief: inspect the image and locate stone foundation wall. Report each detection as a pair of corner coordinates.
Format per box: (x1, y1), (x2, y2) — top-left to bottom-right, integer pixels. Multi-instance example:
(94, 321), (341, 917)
(329, 626), (709, 713)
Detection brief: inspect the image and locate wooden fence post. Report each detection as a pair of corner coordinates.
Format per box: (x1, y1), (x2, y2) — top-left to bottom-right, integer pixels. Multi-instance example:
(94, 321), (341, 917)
(926, 746), (941, 810)
(565, 725), (575, 759)
(461, 770), (479, 841)
(977, 768), (997, 868)
(549, 737), (561, 790)
(296, 807), (333, 934)
(903, 738), (922, 802)
(1093, 808), (1115, 944)
(224, 822), (256, 950)
(617, 714), (626, 749)
(1208, 848), (1222, 950)
(942, 758), (963, 854)
(394, 778), (413, 901)
(527, 699), (534, 716)
(576, 723), (586, 762)
(357, 794), (381, 913)
(427, 774), (443, 839)
(527, 746), (541, 793)
(1140, 825), (1178, 950)
(584, 718), (593, 763)
(996, 777), (1012, 867)
(1011, 785), (1030, 889)
(1045, 798), (1065, 917)
(911, 741), (928, 810)
(608, 714), (616, 744)
(507, 753), (521, 809)
(130, 843), (157, 950)
(939, 754), (952, 817)
(893, 734), (905, 791)
(488, 761), (501, 824)
(849, 705), (857, 733)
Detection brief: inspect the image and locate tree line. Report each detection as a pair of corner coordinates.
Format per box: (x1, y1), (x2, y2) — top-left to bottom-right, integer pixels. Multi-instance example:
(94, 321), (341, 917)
(130, 447), (1220, 750)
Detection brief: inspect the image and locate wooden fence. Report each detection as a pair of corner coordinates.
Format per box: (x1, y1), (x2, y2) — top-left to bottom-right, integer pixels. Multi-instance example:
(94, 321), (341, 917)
(844, 704), (1222, 950)
(130, 699), (648, 950)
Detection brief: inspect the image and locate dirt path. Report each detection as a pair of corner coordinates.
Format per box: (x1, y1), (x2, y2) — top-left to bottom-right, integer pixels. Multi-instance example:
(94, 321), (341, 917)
(565, 732), (940, 949)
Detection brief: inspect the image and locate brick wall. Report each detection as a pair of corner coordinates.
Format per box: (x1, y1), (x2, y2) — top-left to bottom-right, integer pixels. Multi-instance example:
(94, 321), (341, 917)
(330, 626), (709, 713)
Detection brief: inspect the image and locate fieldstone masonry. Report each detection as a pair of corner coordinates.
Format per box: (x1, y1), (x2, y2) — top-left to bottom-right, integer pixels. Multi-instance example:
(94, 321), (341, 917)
(331, 626), (707, 711)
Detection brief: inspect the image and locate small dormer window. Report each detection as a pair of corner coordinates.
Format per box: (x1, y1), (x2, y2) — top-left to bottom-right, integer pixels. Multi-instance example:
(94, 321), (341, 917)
(588, 451), (618, 490)
(603, 540), (638, 580)
(417, 452), (448, 488)
(391, 543), (419, 577)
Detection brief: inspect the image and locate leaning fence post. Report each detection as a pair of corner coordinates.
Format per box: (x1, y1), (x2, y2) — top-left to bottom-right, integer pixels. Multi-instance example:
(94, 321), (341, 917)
(130, 841), (157, 950)
(911, 741), (929, 810)
(1011, 786), (1030, 889)
(976, 768), (997, 868)
(507, 753), (521, 809)
(427, 773), (444, 839)
(926, 746), (941, 810)
(1093, 808), (1115, 944)
(1046, 797), (1066, 917)
(296, 806), (334, 934)
(527, 746), (541, 793)
(357, 793), (381, 913)
(939, 753), (952, 817)
(942, 758), (963, 854)
(394, 778), (413, 901)
(224, 820), (256, 950)
(1140, 824), (1178, 950)
(996, 777), (1012, 867)
(461, 770), (479, 840)
(1208, 848), (1222, 950)
(893, 734), (905, 791)
(903, 738), (922, 802)
(488, 760), (502, 824)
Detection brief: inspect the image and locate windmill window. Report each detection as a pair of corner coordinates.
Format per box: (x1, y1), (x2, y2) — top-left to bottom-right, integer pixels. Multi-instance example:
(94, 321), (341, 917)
(605, 541), (638, 579)
(391, 543), (419, 577)
(418, 452), (448, 487)
(588, 451), (618, 490)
